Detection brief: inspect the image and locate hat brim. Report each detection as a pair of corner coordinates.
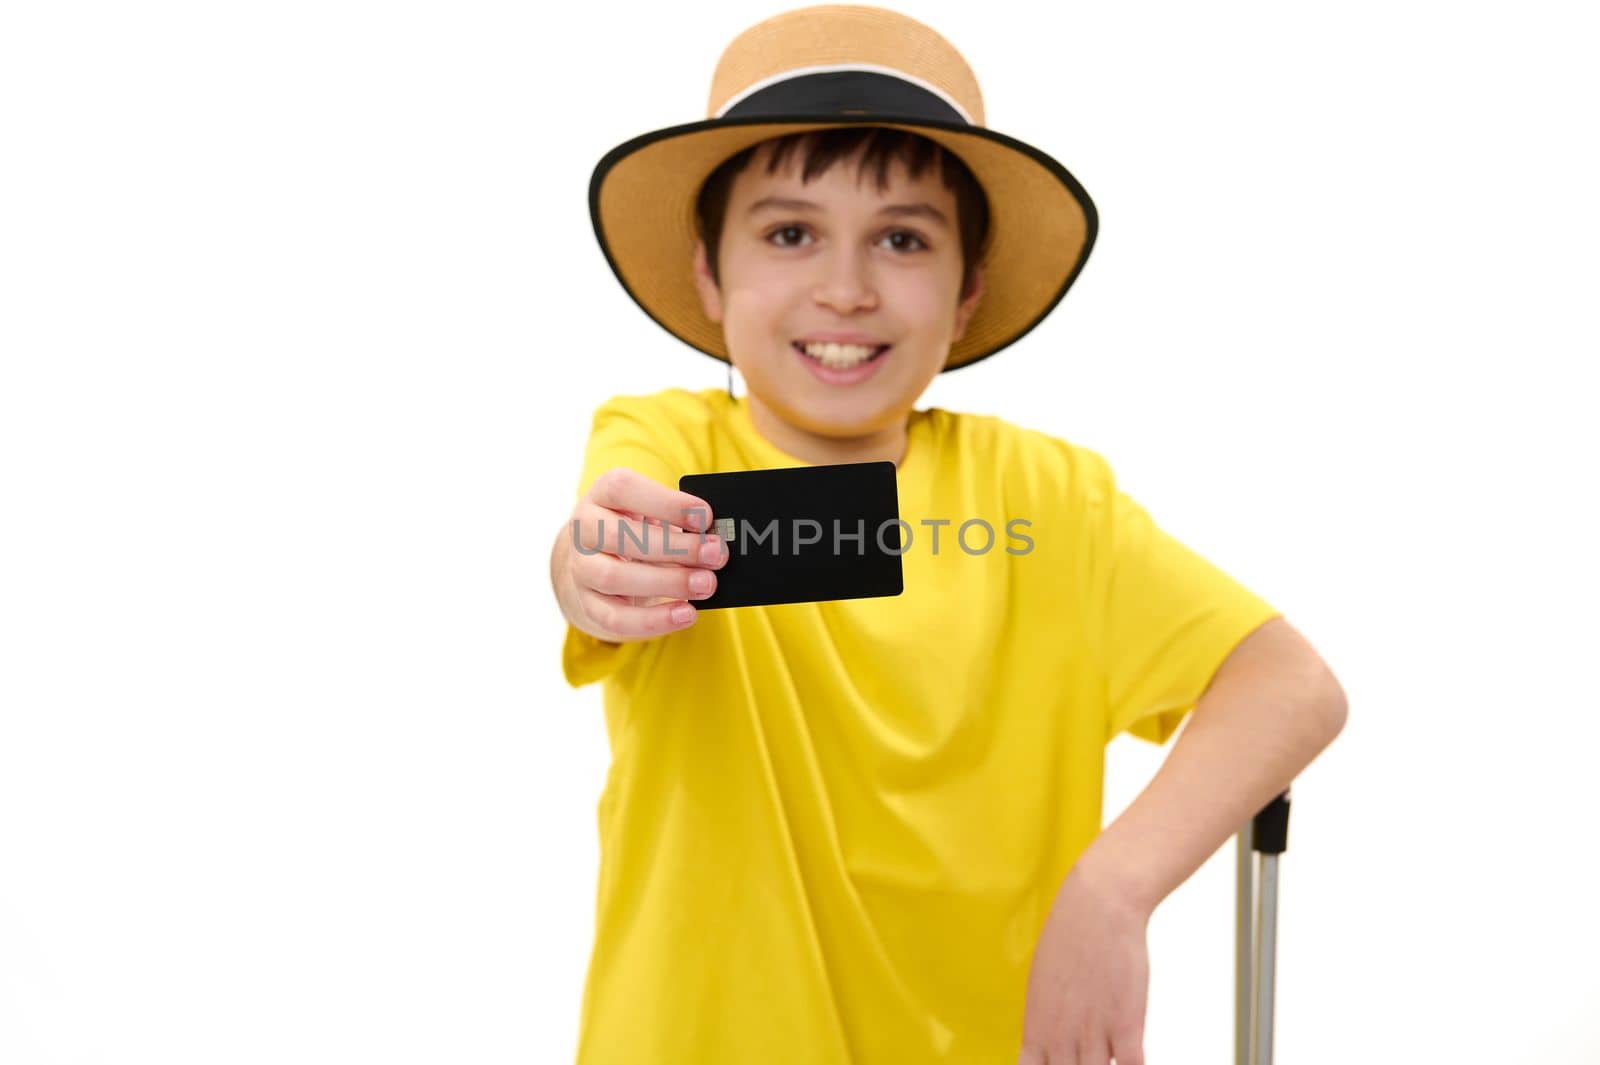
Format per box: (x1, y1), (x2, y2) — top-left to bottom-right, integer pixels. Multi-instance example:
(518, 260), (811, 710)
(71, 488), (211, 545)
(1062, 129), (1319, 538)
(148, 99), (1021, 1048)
(589, 115), (1098, 373)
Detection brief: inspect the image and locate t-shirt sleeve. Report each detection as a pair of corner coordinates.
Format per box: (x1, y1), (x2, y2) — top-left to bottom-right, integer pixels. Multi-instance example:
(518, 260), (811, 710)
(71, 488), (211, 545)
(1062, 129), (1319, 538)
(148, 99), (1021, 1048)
(560, 393), (694, 689)
(1077, 447), (1282, 745)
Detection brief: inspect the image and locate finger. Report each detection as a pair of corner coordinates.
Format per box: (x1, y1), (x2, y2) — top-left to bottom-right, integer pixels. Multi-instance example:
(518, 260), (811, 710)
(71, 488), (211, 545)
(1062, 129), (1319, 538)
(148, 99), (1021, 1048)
(1109, 1025), (1145, 1065)
(574, 547), (717, 603)
(617, 508), (673, 533)
(587, 466), (715, 534)
(570, 500), (726, 567)
(1077, 1032), (1110, 1065)
(1016, 1047), (1048, 1065)
(574, 583), (698, 637)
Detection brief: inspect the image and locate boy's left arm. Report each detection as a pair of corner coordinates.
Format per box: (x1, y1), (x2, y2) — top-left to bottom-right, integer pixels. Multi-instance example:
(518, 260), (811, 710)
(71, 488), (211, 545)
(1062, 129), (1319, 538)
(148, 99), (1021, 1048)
(1017, 615), (1348, 1065)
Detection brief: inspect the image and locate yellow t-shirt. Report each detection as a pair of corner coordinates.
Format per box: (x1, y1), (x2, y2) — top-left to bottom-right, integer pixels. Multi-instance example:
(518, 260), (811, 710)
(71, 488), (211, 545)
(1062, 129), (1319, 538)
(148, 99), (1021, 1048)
(560, 387), (1279, 1064)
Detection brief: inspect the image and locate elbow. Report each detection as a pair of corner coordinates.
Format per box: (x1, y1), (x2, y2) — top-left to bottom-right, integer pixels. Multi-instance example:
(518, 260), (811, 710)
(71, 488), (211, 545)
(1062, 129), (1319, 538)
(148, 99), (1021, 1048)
(1311, 665), (1349, 747)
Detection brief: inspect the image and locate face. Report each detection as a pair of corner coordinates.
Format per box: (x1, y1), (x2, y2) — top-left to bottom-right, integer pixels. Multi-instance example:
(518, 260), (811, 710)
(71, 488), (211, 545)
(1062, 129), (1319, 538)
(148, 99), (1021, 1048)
(691, 140), (984, 444)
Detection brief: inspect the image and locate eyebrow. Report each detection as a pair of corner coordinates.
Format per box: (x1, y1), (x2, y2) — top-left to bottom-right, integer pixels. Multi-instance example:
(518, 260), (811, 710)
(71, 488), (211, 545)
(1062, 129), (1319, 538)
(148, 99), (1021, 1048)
(746, 196), (950, 228)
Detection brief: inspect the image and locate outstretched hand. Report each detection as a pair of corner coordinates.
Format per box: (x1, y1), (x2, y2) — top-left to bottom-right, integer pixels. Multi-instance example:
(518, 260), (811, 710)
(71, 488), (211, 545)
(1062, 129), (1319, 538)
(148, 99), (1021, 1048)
(1017, 862), (1152, 1065)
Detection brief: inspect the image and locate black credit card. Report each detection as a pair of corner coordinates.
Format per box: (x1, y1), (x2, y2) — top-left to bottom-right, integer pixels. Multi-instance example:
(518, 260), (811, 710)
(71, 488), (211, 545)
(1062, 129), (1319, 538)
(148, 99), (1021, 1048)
(679, 461), (905, 610)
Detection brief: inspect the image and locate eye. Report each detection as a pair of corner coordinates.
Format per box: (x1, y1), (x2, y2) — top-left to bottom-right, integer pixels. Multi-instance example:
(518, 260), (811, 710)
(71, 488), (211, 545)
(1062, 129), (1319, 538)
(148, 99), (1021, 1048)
(882, 229), (929, 252)
(766, 224), (812, 248)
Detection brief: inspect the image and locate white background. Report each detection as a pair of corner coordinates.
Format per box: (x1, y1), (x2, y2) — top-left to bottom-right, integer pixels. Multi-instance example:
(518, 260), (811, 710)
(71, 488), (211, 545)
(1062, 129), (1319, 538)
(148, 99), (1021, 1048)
(3, 0), (1596, 1061)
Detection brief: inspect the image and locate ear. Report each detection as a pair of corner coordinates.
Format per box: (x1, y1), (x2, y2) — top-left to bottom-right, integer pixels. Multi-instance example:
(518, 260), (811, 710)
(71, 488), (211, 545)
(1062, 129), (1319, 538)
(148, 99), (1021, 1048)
(691, 239), (724, 324)
(952, 265), (985, 342)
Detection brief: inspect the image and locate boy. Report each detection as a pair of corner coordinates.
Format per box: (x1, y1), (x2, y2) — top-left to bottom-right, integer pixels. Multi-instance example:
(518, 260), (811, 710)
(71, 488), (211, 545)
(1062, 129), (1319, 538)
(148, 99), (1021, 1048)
(549, 6), (1347, 1063)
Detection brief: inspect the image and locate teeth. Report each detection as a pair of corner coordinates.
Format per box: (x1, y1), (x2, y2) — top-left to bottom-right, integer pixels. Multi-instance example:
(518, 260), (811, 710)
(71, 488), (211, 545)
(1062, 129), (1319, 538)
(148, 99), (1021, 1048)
(799, 341), (881, 368)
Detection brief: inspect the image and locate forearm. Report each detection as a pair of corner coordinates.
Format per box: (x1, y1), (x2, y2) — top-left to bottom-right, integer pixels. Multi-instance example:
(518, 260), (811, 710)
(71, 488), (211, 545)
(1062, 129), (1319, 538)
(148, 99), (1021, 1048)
(1074, 617), (1348, 917)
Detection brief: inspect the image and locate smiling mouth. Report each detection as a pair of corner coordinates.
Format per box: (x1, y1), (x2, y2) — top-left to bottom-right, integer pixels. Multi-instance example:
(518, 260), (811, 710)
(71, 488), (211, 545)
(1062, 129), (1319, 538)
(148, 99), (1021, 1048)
(792, 341), (892, 369)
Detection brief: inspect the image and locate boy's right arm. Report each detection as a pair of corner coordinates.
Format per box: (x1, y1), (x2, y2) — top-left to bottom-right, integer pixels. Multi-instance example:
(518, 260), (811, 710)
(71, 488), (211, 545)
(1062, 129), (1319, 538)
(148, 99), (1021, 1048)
(551, 466), (728, 644)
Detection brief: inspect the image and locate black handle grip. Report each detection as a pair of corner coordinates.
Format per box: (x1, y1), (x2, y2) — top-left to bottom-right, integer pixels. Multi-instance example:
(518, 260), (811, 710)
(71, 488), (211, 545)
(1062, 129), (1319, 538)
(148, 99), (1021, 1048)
(1251, 790), (1291, 855)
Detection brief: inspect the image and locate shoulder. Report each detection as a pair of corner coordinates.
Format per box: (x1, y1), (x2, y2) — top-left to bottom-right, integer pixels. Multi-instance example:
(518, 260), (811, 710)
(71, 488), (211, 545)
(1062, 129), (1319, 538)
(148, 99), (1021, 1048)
(577, 387), (730, 491)
(588, 386), (726, 430)
(584, 386), (732, 453)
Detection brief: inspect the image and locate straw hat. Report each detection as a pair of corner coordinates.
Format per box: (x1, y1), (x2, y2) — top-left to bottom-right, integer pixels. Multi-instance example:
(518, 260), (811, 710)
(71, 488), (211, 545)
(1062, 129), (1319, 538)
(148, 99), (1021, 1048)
(588, 4), (1098, 373)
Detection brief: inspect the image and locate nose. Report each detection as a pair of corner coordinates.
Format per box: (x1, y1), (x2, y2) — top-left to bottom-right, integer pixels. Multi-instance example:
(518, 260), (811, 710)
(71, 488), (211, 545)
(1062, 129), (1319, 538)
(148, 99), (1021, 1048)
(811, 245), (878, 314)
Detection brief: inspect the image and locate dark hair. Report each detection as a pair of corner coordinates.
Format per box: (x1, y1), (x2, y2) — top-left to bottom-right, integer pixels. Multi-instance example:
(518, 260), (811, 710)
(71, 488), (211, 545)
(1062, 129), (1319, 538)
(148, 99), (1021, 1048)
(694, 127), (990, 303)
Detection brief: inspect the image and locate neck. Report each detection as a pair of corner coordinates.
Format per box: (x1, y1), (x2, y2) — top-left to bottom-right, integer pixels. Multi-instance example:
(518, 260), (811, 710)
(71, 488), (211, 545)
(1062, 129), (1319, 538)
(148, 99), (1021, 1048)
(744, 393), (910, 468)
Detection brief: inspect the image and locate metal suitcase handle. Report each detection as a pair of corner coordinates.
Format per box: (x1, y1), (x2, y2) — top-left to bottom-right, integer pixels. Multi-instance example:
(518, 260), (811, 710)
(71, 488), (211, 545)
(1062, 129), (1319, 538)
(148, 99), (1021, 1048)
(1236, 790), (1291, 1065)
